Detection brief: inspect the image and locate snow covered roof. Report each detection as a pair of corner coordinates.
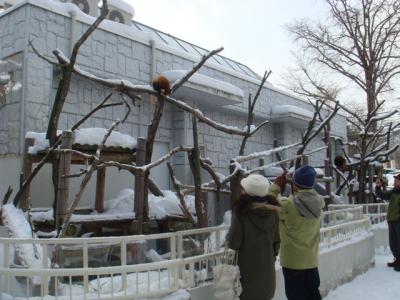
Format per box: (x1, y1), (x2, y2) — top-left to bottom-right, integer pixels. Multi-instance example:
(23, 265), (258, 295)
(133, 20), (262, 81)
(270, 105), (314, 125)
(163, 70), (244, 106)
(108, 0), (134, 16)
(26, 128), (137, 154)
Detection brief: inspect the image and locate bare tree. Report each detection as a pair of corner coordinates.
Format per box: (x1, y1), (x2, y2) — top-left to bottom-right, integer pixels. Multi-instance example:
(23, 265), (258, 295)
(288, 0), (400, 121)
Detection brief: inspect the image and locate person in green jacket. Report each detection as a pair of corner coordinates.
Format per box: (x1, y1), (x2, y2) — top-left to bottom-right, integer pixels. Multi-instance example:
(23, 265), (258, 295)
(270, 165), (324, 300)
(227, 174), (281, 300)
(375, 174), (400, 271)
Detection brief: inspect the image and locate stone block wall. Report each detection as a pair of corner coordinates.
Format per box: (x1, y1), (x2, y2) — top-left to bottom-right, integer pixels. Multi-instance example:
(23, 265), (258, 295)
(0, 2), (347, 202)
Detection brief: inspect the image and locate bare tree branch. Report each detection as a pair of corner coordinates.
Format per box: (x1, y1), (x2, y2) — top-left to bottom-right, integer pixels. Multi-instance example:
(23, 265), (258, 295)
(171, 47), (224, 94)
(167, 162), (195, 225)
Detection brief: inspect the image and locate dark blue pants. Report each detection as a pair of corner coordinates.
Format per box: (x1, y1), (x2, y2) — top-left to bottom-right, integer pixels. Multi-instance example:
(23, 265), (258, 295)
(282, 267), (321, 300)
(388, 221), (400, 260)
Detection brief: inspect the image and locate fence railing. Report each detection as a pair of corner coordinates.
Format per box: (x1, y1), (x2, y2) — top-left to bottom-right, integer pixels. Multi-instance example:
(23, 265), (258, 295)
(329, 203), (388, 224)
(321, 206), (364, 227)
(320, 217), (370, 248)
(0, 207), (372, 299)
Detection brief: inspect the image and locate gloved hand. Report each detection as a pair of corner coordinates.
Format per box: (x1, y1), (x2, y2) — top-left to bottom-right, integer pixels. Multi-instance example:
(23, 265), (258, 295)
(274, 171), (287, 192)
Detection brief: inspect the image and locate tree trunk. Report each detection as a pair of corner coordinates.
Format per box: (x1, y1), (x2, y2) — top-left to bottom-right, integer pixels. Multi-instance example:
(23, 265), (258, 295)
(191, 117), (207, 228)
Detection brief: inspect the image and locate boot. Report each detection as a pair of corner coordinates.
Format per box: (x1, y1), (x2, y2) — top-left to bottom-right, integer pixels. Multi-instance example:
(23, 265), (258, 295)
(394, 265), (400, 272)
(387, 259), (398, 267)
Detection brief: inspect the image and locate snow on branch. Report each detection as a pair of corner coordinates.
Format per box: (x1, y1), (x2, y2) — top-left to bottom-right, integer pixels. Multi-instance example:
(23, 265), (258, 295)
(365, 144), (399, 163)
(167, 162), (195, 224)
(165, 96), (248, 135)
(247, 146), (327, 174)
(370, 109), (399, 123)
(234, 142), (301, 163)
(52, 49), (250, 137)
(140, 146), (193, 172)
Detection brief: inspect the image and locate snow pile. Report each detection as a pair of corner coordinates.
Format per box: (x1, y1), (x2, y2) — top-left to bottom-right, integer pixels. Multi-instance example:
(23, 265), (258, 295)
(57, 270), (190, 299)
(1, 204), (49, 285)
(31, 189), (195, 223)
(106, 189), (196, 220)
(26, 130), (61, 154)
(222, 210), (232, 226)
(324, 252), (400, 300)
(30, 208), (54, 222)
(330, 193), (345, 204)
(146, 249), (166, 262)
(74, 128), (137, 149)
(26, 128), (137, 154)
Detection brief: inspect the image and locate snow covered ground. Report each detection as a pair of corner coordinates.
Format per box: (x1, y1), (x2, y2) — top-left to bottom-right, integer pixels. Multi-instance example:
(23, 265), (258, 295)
(324, 248), (400, 299)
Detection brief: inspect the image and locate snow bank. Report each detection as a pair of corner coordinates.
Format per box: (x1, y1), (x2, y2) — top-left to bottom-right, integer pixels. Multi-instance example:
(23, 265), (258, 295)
(31, 189), (196, 223)
(324, 253), (400, 300)
(1, 289), (190, 300)
(146, 249), (166, 262)
(26, 128), (137, 154)
(106, 189), (196, 220)
(57, 270), (190, 299)
(1, 204), (49, 285)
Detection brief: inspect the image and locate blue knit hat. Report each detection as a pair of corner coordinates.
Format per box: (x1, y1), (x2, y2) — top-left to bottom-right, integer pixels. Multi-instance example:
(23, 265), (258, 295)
(293, 165), (316, 189)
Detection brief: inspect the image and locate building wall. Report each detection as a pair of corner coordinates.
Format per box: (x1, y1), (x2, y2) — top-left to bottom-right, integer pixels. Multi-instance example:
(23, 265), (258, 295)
(0, 2), (347, 207)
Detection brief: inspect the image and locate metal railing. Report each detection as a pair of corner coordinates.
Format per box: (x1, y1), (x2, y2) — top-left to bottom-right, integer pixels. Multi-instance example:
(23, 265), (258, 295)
(0, 207), (372, 299)
(329, 203), (388, 224)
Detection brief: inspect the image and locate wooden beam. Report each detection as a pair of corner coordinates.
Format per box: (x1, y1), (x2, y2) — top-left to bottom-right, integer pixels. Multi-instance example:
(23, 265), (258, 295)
(134, 137), (146, 233)
(95, 168), (106, 213)
(20, 138), (34, 211)
(56, 131), (73, 233)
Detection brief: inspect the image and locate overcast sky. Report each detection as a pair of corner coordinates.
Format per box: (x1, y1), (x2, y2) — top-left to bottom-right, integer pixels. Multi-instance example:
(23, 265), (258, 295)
(129, 0), (327, 86)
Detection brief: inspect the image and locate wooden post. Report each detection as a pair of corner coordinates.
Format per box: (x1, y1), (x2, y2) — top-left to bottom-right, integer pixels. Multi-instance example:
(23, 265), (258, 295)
(56, 131), (73, 234)
(134, 137), (146, 233)
(368, 164), (374, 204)
(95, 168), (106, 213)
(336, 170), (341, 189)
(259, 159), (265, 176)
(20, 138), (34, 211)
(325, 159), (331, 201)
(349, 184), (353, 204)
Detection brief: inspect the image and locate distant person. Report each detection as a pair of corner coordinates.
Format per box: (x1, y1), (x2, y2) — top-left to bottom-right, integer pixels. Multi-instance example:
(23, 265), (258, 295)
(270, 166), (325, 300)
(375, 174), (400, 271)
(227, 174), (280, 300)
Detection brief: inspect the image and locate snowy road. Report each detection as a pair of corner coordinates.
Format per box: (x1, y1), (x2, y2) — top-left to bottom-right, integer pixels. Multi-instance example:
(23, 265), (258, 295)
(324, 251), (400, 299)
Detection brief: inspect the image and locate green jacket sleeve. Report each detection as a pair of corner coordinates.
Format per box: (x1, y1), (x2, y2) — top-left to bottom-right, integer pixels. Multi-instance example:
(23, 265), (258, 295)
(269, 183), (290, 220)
(227, 212), (243, 250)
(268, 183), (282, 198)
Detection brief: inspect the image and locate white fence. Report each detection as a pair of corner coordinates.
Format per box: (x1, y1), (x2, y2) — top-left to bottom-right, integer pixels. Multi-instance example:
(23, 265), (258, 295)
(321, 206), (364, 227)
(0, 207), (372, 299)
(329, 203), (388, 224)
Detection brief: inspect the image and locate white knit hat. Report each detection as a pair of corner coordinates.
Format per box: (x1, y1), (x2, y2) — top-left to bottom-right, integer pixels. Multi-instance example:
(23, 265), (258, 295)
(240, 174), (271, 197)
